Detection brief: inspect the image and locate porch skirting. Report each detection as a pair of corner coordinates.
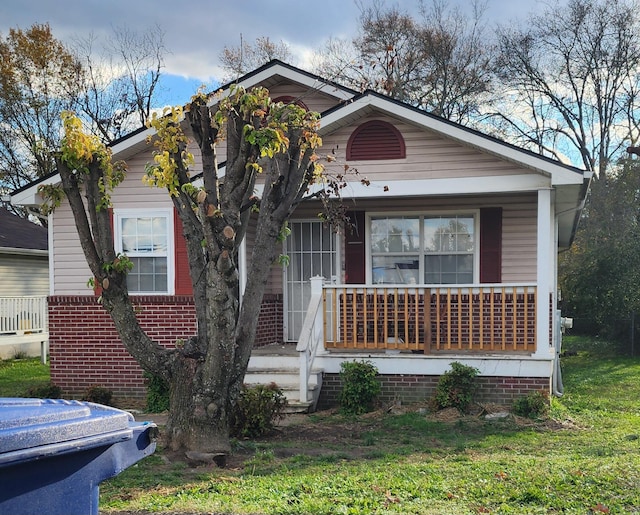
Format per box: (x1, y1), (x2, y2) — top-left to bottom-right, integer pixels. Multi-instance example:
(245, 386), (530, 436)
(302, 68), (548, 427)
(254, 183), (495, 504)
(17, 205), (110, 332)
(317, 373), (551, 410)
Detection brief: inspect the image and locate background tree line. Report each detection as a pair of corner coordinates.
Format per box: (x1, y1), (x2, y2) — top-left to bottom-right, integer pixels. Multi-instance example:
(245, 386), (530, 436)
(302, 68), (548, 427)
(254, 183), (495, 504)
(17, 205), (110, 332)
(2, 1), (639, 351)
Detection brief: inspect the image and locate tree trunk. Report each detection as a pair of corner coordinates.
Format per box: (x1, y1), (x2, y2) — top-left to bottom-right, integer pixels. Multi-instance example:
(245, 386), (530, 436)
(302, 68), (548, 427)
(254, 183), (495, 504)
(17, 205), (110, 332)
(165, 357), (231, 465)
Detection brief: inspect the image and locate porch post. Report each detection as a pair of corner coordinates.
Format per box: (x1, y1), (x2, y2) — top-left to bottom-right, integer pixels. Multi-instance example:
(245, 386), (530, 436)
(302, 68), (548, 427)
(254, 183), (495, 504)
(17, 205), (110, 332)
(534, 188), (553, 358)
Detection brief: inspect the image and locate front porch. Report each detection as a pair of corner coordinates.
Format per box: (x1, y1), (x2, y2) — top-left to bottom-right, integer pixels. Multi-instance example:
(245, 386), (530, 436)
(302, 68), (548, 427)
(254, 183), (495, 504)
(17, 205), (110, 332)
(247, 279), (555, 412)
(322, 284), (537, 353)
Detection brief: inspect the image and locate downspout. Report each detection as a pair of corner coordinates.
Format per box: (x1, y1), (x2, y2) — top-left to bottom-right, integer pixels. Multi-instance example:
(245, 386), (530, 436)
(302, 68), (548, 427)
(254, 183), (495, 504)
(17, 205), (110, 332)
(553, 310), (564, 397)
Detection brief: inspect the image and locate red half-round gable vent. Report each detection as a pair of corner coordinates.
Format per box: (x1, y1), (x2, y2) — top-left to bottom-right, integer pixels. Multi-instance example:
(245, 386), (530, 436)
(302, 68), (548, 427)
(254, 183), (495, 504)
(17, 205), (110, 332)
(272, 95), (308, 110)
(347, 120), (406, 160)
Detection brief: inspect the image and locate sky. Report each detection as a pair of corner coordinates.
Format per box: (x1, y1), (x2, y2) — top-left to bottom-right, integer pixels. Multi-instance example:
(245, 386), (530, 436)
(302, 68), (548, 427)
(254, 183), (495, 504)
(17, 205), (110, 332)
(0, 0), (557, 106)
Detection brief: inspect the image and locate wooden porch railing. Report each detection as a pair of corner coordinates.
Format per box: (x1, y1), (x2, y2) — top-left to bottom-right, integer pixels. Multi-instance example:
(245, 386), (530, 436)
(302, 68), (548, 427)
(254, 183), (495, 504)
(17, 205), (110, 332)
(322, 285), (537, 353)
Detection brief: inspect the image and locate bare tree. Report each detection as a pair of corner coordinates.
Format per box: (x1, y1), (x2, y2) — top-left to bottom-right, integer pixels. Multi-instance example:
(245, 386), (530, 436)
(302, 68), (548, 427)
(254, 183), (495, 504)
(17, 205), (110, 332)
(71, 24), (166, 142)
(220, 36), (293, 82)
(314, 0), (496, 124)
(492, 0), (640, 177)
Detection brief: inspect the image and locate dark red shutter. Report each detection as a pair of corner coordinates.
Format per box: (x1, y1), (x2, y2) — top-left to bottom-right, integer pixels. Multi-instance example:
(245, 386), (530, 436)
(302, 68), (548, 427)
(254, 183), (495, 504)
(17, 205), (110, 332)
(345, 211), (366, 284)
(480, 207), (502, 283)
(174, 208), (193, 295)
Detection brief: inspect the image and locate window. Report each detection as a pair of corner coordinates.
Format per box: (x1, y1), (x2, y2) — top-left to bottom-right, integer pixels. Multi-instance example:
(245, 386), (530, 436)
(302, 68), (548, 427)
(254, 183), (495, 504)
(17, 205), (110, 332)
(114, 209), (174, 294)
(370, 214), (476, 285)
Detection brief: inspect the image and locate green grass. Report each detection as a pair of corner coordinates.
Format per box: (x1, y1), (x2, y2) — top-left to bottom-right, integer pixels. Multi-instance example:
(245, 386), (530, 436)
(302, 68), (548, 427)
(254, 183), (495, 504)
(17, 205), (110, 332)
(99, 336), (640, 514)
(0, 357), (51, 397)
(3, 342), (640, 514)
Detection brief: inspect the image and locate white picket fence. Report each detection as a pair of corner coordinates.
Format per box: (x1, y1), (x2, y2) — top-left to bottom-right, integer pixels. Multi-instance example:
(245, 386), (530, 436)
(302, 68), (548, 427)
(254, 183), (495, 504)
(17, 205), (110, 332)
(0, 296), (49, 363)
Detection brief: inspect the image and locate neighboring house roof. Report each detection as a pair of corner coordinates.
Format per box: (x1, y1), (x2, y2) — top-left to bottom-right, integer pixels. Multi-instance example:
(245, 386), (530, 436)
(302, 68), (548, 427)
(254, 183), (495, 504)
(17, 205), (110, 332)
(9, 59), (591, 247)
(0, 207), (48, 255)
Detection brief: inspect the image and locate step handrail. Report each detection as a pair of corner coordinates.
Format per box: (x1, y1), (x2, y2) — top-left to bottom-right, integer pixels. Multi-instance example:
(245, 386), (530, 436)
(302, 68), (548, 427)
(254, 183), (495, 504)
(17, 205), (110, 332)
(296, 277), (324, 403)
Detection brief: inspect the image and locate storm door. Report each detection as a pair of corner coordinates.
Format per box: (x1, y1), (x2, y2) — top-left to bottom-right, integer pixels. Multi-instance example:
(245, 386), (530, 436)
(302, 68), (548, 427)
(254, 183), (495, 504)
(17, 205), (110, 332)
(284, 220), (337, 341)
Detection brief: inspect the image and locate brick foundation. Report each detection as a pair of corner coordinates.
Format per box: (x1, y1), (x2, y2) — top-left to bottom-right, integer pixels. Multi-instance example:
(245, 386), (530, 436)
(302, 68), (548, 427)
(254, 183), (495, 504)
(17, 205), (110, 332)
(48, 293), (283, 398)
(316, 373), (551, 410)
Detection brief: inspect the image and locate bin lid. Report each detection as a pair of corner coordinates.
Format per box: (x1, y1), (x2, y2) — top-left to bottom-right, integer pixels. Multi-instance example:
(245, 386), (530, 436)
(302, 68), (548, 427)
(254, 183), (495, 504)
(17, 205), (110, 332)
(0, 398), (134, 461)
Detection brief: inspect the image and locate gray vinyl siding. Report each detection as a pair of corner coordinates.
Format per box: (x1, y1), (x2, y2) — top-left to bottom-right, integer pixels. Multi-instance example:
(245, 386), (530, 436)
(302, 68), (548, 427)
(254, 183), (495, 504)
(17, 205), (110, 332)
(0, 254), (49, 296)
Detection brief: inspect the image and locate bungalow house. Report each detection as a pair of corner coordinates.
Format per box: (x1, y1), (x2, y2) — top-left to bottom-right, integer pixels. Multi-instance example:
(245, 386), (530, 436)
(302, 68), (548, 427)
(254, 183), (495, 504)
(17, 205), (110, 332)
(0, 206), (49, 361)
(10, 61), (590, 409)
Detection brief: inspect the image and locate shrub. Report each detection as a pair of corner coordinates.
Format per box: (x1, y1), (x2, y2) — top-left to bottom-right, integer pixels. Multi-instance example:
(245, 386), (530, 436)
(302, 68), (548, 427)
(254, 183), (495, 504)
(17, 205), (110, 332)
(339, 360), (381, 415)
(12, 350), (29, 360)
(512, 390), (549, 419)
(82, 385), (114, 406)
(144, 372), (170, 413)
(230, 383), (288, 438)
(435, 361), (479, 413)
(27, 382), (62, 399)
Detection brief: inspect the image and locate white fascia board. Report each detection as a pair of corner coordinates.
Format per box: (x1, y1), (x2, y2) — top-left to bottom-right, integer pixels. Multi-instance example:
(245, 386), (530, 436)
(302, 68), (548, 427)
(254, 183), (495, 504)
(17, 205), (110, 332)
(12, 127), (156, 208)
(110, 126), (155, 159)
(294, 174), (550, 200)
(320, 95), (587, 186)
(11, 174), (60, 207)
(315, 353), (553, 377)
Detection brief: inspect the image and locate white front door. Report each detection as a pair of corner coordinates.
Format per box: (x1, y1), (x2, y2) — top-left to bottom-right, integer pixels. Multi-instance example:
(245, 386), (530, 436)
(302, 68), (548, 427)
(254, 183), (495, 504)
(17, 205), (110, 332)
(284, 220), (337, 341)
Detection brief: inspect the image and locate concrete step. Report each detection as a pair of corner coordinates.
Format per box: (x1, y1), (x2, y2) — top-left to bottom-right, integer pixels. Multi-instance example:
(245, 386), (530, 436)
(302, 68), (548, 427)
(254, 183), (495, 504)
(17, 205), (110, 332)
(243, 368), (323, 413)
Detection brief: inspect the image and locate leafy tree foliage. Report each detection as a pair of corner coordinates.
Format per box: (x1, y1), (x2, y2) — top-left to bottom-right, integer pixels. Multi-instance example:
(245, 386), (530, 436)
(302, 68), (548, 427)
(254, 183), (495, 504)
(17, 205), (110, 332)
(0, 24), (80, 195)
(560, 157), (640, 338)
(44, 87), (342, 459)
(493, 0), (640, 177)
(314, 0), (495, 124)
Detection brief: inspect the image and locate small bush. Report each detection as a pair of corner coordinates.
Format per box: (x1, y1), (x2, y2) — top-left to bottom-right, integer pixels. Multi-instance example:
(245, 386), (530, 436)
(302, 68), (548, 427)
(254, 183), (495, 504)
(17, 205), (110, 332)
(144, 372), (170, 413)
(339, 360), (381, 415)
(435, 361), (479, 413)
(82, 385), (114, 406)
(512, 390), (549, 419)
(27, 382), (62, 399)
(230, 383), (288, 438)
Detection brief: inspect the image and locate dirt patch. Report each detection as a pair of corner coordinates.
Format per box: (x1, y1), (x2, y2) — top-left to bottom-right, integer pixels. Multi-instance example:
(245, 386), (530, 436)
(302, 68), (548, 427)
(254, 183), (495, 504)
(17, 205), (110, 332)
(144, 402), (575, 472)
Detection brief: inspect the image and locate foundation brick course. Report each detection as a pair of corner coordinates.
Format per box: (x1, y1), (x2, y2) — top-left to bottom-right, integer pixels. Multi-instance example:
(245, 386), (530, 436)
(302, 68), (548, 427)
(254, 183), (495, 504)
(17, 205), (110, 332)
(316, 373), (550, 410)
(48, 293), (283, 397)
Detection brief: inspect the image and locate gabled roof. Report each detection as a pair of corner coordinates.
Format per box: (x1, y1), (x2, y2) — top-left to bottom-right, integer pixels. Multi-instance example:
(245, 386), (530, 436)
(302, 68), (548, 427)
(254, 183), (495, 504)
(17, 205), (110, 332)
(11, 60), (360, 205)
(225, 59), (359, 102)
(10, 59), (590, 224)
(0, 207), (48, 255)
(320, 89), (587, 184)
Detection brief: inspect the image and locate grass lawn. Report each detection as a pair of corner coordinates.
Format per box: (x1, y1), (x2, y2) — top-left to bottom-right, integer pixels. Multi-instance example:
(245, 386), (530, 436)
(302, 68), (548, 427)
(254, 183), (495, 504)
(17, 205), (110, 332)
(0, 357), (50, 397)
(2, 337), (640, 514)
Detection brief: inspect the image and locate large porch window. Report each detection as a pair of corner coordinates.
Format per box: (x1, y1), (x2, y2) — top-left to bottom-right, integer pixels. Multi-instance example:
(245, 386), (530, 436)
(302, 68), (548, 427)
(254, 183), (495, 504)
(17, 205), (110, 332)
(370, 214), (476, 285)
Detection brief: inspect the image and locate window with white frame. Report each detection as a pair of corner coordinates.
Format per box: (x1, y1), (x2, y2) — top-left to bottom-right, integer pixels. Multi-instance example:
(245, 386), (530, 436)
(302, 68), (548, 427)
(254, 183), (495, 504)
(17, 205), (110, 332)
(114, 209), (174, 294)
(370, 213), (475, 285)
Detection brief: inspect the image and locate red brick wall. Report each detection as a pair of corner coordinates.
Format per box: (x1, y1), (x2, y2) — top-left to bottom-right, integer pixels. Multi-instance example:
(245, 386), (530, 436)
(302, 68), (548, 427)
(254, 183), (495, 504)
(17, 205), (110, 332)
(48, 293), (283, 398)
(317, 373), (551, 410)
(255, 294), (284, 346)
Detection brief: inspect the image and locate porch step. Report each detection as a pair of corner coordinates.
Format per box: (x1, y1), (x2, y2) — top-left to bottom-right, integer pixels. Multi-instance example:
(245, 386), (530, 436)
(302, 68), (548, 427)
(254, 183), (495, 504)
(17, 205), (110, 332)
(244, 367), (323, 414)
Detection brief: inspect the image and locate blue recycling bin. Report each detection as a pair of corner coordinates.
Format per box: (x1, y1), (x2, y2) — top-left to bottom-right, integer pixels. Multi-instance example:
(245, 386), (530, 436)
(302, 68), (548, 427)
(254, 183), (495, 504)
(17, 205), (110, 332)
(0, 398), (157, 515)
